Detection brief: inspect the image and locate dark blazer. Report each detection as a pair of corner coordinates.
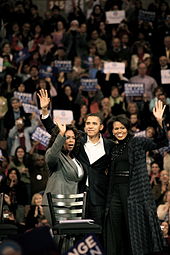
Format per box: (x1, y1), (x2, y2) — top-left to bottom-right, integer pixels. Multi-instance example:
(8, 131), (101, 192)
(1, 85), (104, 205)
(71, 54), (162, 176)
(41, 115), (114, 206)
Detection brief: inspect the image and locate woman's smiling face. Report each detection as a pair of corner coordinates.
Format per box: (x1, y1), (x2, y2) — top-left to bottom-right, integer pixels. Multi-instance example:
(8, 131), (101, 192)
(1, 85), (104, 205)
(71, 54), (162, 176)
(112, 121), (128, 140)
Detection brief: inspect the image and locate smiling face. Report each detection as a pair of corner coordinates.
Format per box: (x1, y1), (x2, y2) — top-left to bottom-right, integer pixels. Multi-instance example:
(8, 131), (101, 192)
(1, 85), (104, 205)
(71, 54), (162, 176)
(33, 194), (42, 206)
(64, 130), (76, 151)
(112, 121), (128, 140)
(85, 116), (103, 138)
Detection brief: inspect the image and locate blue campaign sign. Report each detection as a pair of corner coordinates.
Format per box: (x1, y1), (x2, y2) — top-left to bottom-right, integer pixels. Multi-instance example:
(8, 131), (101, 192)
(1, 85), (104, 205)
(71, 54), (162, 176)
(138, 10), (156, 22)
(124, 83), (144, 97)
(54, 60), (72, 72)
(81, 79), (98, 91)
(15, 48), (30, 63)
(64, 234), (104, 255)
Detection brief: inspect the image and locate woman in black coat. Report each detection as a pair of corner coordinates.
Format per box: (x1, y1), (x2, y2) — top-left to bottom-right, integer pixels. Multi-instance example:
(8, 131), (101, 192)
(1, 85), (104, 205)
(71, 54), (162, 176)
(105, 100), (168, 255)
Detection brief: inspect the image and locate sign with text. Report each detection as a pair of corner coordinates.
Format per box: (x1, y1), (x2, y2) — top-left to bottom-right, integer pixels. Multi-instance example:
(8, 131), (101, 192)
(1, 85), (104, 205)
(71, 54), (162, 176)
(0, 57), (3, 72)
(54, 60), (72, 72)
(104, 62), (125, 74)
(81, 79), (97, 91)
(22, 103), (40, 116)
(14, 92), (32, 104)
(161, 69), (170, 84)
(32, 127), (51, 147)
(124, 83), (144, 97)
(106, 10), (125, 24)
(65, 234), (104, 255)
(138, 10), (156, 22)
(53, 110), (73, 124)
(15, 48), (30, 63)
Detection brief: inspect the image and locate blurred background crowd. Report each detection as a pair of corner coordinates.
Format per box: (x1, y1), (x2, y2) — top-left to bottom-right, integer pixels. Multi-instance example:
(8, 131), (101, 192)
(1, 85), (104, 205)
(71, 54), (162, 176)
(0, 0), (170, 251)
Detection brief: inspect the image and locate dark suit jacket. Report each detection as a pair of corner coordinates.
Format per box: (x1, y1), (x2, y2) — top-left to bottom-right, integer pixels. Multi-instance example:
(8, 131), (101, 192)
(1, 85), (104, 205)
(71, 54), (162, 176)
(41, 115), (114, 206)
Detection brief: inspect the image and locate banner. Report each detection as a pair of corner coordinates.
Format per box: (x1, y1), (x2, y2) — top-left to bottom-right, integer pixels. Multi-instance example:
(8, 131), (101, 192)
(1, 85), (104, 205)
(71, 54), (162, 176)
(22, 103), (40, 116)
(54, 60), (72, 72)
(106, 10), (125, 24)
(81, 79), (97, 91)
(161, 69), (170, 84)
(32, 127), (51, 147)
(138, 10), (156, 22)
(65, 234), (104, 255)
(14, 92), (32, 104)
(104, 62), (125, 74)
(0, 57), (3, 72)
(124, 83), (144, 97)
(53, 110), (73, 124)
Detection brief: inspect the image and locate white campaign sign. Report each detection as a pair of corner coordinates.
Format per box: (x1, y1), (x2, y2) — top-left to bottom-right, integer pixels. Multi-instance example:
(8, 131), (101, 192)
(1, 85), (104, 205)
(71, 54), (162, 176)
(104, 62), (125, 74)
(106, 10), (125, 24)
(161, 69), (170, 84)
(53, 110), (73, 124)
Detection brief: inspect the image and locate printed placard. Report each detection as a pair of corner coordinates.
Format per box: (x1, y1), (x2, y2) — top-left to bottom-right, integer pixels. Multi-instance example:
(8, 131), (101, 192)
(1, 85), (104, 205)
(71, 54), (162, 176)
(53, 110), (73, 124)
(14, 92), (32, 104)
(15, 48), (30, 63)
(106, 10), (125, 24)
(104, 62), (125, 74)
(81, 79), (97, 91)
(32, 127), (51, 147)
(22, 103), (40, 116)
(124, 83), (144, 97)
(39, 65), (54, 78)
(0, 57), (3, 72)
(138, 10), (156, 22)
(161, 69), (170, 84)
(54, 60), (72, 72)
(134, 131), (146, 137)
(65, 234), (104, 255)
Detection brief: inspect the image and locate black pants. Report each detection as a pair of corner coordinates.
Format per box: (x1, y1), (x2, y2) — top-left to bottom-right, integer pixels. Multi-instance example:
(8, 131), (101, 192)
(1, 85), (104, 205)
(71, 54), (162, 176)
(106, 183), (132, 255)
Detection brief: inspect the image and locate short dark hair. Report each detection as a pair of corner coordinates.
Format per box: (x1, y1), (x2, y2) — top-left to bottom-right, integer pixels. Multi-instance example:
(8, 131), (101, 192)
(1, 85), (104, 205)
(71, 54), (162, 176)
(108, 114), (131, 136)
(85, 113), (104, 124)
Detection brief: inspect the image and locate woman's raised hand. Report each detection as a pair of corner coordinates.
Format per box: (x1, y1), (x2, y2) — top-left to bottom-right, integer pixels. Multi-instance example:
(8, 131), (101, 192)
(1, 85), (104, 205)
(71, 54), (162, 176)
(55, 118), (66, 136)
(153, 100), (166, 126)
(37, 89), (50, 109)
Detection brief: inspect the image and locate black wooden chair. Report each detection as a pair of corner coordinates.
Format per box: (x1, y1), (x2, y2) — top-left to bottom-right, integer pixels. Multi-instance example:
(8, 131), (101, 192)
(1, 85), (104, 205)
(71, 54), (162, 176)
(46, 192), (102, 252)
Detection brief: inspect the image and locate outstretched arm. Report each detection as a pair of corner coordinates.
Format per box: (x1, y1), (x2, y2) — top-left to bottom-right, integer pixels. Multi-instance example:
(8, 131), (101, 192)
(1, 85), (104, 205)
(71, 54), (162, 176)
(37, 89), (50, 116)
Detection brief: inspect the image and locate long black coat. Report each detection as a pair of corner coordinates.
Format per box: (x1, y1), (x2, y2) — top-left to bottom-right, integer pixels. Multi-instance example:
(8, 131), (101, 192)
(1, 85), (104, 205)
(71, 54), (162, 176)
(107, 126), (168, 255)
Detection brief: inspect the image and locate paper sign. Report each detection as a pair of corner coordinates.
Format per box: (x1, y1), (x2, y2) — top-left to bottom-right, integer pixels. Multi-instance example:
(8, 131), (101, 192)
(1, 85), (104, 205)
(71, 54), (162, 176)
(32, 127), (51, 147)
(0, 57), (3, 72)
(15, 48), (30, 63)
(14, 92), (32, 104)
(161, 69), (170, 84)
(54, 60), (72, 72)
(65, 234), (104, 255)
(22, 103), (40, 116)
(104, 62), (125, 74)
(138, 10), (156, 22)
(134, 131), (146, 137)
(81, 79), (97, 91)
(124, 83), (144, 97)
(106, 10), (125, 24)
(53, 110), (73, 124)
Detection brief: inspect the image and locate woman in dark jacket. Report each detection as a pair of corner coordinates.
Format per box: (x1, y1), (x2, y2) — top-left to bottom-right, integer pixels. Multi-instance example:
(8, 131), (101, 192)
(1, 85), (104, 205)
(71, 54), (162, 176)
(105, 100), (168, 255)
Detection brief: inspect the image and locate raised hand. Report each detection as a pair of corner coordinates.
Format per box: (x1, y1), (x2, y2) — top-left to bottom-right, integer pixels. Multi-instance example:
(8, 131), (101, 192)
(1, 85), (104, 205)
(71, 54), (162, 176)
(54, 118), (66, 136)
(153, 100), (166, 127)
(37, 89), (50, 109)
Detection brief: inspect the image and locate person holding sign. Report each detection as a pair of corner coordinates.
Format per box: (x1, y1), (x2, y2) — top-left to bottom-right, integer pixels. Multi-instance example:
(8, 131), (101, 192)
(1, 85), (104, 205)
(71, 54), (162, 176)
(105, 100), (168, 255)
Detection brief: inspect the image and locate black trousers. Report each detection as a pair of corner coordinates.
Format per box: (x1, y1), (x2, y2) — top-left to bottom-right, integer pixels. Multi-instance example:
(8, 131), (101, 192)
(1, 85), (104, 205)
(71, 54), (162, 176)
(106, 183), (132, 255)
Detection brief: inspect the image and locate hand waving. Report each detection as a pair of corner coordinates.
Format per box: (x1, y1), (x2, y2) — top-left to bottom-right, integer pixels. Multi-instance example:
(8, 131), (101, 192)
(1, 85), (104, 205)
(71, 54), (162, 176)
(55, 118), (66, 136)
(153, 100), (166, 126)
(37, 89), (50, 109)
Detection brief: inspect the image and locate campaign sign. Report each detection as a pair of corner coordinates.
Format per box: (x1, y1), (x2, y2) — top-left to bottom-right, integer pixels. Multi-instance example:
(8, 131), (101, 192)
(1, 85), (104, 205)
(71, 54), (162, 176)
(53, 110), (73, 124)
(54, 60), (72, 72)
(65, 234), (104, 255)
(81, 79), (97, 91)
(39, 65), (54, 78)
(0, 57), (3, 72)
(104, 62), (125, 74)
(138, 10), (156, 22)
(161, 69), (170, 84)
(15, 48), (30, 63)
(22, 103), (40, 116)
(14, 92), (32, 104)
(32, 127), (51, 147)
(124, 83), (144, 97)
(106, 10), (125, 24)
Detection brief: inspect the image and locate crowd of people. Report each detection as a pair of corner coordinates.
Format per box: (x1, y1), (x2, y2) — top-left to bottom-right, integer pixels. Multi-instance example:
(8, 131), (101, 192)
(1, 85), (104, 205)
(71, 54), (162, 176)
(0, 0), (170, 254)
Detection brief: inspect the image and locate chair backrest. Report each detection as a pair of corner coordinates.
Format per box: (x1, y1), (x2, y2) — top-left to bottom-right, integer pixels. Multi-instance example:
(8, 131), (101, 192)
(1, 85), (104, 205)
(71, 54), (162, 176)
(0, 193), (4, 223)
(46, 192), (87, 226)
